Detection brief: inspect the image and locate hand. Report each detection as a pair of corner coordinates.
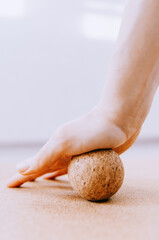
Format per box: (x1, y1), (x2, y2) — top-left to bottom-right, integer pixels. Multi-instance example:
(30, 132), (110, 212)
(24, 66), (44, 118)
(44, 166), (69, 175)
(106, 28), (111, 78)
(7, 105), (140, 187)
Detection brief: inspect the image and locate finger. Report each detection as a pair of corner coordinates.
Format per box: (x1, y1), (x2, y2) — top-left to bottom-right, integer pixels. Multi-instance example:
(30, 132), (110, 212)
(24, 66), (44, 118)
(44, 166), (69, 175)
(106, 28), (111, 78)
(43, 168), (67, 179)
(16, 144), (61, 177)
(16, 131), (71, 178)
(6, 172), (36, 188)
(16, 157), (33, 174)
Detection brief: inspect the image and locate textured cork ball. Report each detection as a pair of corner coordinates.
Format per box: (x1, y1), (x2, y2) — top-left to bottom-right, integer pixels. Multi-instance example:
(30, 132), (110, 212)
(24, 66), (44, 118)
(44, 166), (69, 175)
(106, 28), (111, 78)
(68, 149), (124, 201)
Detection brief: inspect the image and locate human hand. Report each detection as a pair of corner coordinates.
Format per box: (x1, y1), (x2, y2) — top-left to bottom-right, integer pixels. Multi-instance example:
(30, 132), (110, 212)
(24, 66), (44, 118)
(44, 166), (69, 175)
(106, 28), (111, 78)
(7, 105), (140, 187)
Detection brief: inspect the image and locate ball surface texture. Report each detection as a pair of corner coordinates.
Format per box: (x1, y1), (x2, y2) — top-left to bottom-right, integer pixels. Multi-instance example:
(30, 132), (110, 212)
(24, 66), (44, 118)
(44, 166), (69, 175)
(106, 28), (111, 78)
(68, 149), (124, 201)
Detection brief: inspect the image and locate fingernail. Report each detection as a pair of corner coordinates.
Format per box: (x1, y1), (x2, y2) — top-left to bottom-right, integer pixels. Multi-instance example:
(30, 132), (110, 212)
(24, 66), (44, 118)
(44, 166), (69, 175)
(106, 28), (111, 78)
(16, 162), (29, 173)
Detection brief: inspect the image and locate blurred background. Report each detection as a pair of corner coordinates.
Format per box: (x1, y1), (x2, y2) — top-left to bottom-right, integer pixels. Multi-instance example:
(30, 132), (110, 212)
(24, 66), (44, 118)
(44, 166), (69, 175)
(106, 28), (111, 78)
(0, 0), (159, 168)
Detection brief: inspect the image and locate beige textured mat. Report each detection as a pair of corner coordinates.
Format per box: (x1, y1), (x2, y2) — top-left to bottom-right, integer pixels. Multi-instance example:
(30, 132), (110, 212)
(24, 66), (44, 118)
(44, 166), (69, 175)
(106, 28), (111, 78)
(0, 161), (159, 240)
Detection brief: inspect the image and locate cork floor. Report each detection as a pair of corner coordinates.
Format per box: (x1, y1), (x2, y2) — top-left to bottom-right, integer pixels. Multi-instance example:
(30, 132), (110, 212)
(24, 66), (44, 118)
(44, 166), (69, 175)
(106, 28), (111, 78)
(0, 144), (159, 240)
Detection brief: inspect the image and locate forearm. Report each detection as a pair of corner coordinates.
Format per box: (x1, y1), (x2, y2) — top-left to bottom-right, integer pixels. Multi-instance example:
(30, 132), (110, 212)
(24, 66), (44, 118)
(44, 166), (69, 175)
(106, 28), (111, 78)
(100, 0), (159, 137)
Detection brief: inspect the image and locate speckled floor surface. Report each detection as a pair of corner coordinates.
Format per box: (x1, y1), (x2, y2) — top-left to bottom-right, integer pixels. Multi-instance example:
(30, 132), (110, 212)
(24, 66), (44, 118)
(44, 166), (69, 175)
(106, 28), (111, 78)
(0, 144), (159, 240)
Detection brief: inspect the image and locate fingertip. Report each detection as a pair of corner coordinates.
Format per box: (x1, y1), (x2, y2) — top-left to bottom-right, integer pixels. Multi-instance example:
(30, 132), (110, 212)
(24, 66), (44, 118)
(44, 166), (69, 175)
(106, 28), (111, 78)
(43, 176), (55, 180)
(6, 173), (34, 188)
(43, 173), (55, 180)
(6, 179), (20, 188)
(43, 169), (67, 180)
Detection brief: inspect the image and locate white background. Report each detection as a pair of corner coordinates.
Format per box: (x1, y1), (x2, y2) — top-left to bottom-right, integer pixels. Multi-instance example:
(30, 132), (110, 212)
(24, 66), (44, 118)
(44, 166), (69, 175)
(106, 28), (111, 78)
(0, 0), (159, 144)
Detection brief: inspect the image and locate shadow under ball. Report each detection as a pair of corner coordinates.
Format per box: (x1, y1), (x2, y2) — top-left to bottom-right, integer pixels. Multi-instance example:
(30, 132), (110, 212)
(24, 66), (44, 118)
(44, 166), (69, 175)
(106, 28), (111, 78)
(68, 149), (124, 201)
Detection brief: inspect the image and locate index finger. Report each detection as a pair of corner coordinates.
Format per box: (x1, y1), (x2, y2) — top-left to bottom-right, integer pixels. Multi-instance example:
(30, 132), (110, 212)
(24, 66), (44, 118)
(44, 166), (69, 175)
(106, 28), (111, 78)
(6, 172), (37, 188)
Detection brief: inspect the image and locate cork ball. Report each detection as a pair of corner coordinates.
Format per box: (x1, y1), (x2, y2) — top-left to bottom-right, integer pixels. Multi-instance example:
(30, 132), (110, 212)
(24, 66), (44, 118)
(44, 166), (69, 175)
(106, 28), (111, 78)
(68, 149), (124, 201)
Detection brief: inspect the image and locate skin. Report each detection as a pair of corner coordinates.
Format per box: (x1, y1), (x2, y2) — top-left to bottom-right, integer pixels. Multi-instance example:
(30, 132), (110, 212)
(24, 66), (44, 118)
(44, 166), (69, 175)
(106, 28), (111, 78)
(7, 0), (159, 187)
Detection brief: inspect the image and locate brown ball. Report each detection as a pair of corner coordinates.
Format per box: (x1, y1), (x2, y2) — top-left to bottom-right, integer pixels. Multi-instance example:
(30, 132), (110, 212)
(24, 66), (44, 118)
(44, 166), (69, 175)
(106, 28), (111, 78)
(68, 149), (124, 201)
